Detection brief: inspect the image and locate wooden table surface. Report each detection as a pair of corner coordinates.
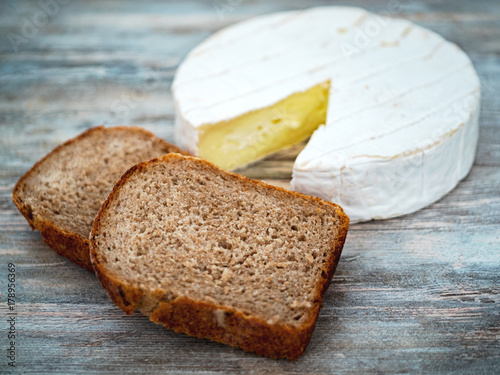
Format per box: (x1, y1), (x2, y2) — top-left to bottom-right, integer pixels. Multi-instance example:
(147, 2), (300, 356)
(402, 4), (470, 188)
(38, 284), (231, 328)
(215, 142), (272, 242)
(1, 0), (499, 373)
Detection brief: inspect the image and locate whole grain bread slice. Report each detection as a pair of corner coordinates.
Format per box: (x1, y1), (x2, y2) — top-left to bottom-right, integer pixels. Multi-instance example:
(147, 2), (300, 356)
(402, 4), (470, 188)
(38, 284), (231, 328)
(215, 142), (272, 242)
(12, 126), (188, 271)
(90, 153), (349, 360)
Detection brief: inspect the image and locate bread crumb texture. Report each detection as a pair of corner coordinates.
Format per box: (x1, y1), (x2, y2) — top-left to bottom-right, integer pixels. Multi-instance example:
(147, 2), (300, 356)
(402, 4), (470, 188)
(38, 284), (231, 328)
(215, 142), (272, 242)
(93, 155), (348, 329)
(15, 127), (180, 239)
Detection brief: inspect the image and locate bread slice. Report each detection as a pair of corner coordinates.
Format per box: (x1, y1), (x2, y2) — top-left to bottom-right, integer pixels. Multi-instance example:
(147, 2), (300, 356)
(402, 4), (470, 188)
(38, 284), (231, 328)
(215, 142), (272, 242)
(90, 153), (349, 360)
(12, 126), (187, 271)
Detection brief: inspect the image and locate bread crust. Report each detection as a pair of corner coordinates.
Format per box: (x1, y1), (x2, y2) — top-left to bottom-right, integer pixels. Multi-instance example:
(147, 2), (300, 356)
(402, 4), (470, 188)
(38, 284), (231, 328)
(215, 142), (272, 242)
(12, 126), (188, 272)
(90, 153), (349, 360)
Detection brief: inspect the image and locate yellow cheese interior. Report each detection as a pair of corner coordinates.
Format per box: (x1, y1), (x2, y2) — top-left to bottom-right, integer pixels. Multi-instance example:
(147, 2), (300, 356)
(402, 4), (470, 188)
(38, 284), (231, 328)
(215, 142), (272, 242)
(198, 81), (330, 171)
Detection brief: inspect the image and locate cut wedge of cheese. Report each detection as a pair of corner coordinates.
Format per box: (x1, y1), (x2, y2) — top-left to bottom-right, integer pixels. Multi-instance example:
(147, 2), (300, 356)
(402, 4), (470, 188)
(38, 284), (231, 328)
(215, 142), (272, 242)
(173, 6), (481, 222)
(197, 81), (329, 171)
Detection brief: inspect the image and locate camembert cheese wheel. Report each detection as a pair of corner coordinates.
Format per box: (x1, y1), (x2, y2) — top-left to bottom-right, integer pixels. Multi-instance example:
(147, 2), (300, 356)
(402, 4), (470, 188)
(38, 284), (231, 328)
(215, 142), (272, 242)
(173, 7), (480, 222)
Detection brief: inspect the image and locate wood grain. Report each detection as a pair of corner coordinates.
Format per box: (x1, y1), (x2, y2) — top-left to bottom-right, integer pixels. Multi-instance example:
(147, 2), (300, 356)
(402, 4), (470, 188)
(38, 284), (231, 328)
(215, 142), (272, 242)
(0, 0), (499, 373)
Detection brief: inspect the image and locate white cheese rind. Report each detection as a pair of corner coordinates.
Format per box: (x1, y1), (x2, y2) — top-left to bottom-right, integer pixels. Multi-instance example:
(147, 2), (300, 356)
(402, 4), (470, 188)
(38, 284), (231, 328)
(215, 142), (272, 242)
(292, 101), (480, 222)
(173, 6), (481, 222)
